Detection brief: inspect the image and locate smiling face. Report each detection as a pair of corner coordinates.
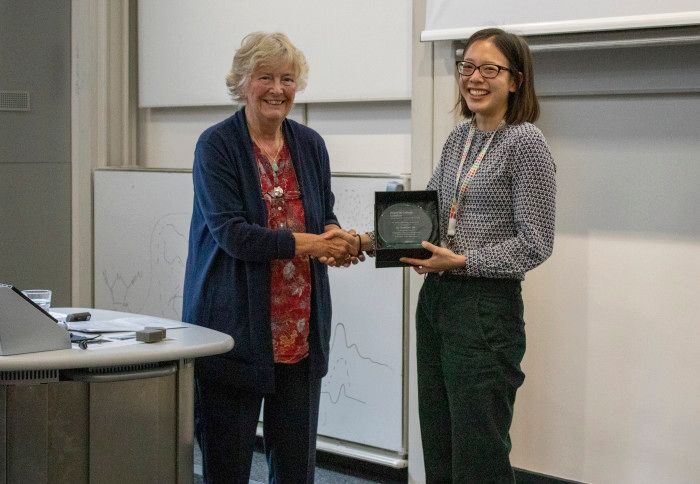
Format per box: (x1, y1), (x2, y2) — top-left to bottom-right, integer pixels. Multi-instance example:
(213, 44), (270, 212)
(459, 38), (517, 130)
(244, 63), (297, 132)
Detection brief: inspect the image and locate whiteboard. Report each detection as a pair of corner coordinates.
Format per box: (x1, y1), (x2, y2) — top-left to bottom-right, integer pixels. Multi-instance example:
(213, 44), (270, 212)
(422, 0), (700, 40)
(94, 170), (192, 320)
(320, 175), (404, 451)
(93, 170), (406, 452)
(138, 0), (411, 107)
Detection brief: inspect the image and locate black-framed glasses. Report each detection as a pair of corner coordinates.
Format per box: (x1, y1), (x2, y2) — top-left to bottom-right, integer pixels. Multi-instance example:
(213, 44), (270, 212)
(456, 61), (512, 78)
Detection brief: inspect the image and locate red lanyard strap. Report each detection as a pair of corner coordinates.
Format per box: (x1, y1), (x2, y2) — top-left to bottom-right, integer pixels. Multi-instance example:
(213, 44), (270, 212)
(447, 120), (504, 240)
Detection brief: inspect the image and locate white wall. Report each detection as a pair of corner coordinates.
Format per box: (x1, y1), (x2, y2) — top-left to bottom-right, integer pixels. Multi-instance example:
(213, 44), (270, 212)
(511, 94), (700, 483)
(139, 105), (302, 170)
(306, 102), (411, 175)
(520, 233), (700, 482)
(138, 102), (411, 176)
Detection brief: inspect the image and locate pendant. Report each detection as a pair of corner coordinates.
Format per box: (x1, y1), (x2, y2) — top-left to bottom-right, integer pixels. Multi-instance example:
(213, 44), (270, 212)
(271, 186), (284, 198)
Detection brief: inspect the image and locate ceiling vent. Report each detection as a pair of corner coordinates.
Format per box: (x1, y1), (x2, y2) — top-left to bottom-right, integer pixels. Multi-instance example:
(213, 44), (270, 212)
(0, 90), (31, 111)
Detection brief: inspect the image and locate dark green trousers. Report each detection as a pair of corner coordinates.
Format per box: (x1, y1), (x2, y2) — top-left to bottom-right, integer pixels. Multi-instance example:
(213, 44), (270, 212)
(416, 273), (526, 483)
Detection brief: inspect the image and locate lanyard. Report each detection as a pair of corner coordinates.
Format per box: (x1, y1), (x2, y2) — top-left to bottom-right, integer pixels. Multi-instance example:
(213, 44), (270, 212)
(447, 119), (504, 241)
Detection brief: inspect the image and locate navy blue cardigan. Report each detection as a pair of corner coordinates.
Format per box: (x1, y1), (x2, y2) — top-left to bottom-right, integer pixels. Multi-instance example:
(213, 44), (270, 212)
(182, 108), (338, 393)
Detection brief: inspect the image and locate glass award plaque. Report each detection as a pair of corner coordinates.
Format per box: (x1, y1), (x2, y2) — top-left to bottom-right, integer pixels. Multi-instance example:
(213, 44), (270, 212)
(374, 190), (440, 268)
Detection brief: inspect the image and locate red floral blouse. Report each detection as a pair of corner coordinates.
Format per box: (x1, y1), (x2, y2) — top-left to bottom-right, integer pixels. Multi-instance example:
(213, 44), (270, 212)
(254, 142), (311, 364)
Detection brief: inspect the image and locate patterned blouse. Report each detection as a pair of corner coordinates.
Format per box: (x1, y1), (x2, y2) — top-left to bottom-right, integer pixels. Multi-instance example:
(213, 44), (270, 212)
(255, 143), (311, 363)
(428, 120), (556, 280)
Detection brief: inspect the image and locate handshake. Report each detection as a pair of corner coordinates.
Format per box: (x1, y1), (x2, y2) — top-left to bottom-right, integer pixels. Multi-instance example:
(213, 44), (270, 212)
(295, 227), (368, 268)
(294, 226), (455, 273)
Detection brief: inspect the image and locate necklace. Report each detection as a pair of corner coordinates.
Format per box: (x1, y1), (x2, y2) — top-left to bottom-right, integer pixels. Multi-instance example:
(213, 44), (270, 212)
(252, 133), (283, 164)
(250, 129), (285, 198)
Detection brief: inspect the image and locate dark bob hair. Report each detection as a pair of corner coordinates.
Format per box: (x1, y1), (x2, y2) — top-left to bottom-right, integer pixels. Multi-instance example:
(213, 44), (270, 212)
(457, 28), (539, 124)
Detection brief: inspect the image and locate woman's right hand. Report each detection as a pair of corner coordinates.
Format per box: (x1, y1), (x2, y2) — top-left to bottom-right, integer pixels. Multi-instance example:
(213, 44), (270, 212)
(318, 228), (365, 267)
(293, 232), (353, 261)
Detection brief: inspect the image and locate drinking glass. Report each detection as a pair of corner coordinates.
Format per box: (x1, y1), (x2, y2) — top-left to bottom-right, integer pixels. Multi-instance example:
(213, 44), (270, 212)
(22, 289), (52, 311)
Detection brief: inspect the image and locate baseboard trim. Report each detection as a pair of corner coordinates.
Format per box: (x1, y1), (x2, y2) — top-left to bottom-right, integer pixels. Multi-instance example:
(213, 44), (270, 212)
(514, 467), (585, 483)
(244, 436), (583, 483)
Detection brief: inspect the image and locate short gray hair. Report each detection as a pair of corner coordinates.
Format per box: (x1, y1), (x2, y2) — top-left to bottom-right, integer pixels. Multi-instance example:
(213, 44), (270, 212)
(225, 32), (309, 102)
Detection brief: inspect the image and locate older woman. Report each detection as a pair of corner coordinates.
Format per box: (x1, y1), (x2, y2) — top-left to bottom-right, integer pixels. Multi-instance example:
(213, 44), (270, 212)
(182, 32), (356, 483)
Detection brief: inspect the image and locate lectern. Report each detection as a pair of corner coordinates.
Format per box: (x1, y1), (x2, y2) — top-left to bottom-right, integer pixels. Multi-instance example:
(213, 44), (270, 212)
(0, 307), (233, 483)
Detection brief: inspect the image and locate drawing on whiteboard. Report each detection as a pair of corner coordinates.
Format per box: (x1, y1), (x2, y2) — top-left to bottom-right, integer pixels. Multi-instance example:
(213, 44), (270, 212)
(142, 213), (190, 319)
(101, 271), (144, 312)
(330, 322), (391, 369)
(318, 326), (401, 449)
(97, 211), (190, 320)
(320, 319), (397, 415)
(322, 381), (366, 405)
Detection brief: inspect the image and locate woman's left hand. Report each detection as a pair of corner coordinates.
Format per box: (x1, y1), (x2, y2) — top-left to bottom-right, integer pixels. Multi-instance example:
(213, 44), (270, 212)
(400, 241), (466, 274)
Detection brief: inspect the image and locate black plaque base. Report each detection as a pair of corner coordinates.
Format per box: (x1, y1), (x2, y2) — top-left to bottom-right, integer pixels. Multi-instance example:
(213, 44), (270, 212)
(375, 247), (433, 268)
(374, 190), (440, 268)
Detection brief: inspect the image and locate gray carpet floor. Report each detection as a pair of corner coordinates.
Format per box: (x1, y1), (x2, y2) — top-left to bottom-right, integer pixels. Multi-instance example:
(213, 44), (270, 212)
(194, 442), (405, 483)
